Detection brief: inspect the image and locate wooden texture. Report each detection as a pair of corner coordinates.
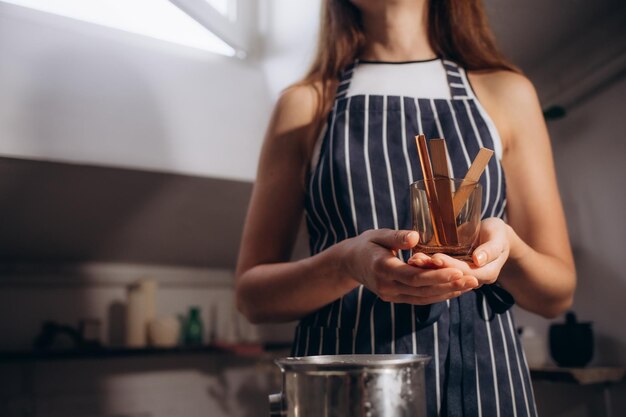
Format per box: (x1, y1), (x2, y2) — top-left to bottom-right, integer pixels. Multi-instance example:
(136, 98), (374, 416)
(415, 135), (443, 245)
(530, 366), (626, 385)
(429, 139), (458, 245)
(452, 148), (494, 217)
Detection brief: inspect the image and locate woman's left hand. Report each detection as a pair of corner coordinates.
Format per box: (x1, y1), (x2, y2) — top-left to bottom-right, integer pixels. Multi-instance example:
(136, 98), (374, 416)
(408, 217), (511, 286)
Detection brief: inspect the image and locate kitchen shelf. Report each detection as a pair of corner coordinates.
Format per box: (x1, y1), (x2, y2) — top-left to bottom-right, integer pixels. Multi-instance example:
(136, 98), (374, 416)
(0, 342), (292, 363)
(530, 366), (626, 417)
(530, 366), (626, 385)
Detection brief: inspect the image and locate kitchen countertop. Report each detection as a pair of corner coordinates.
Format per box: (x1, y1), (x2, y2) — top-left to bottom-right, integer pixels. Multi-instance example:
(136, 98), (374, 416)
(530, 366), (626, 385)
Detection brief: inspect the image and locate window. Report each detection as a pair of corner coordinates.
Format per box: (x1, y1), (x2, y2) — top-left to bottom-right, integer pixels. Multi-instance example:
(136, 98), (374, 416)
(0, 0), (254, 57)
(171, 0), (254, 58)
(203, 0), (231, 19)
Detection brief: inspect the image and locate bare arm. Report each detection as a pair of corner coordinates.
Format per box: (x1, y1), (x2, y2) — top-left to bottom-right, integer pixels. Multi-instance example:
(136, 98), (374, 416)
(235, 85), (477, 324)
(494, 72), (575, 317)
(461, 71), (576, 318)
(235, 85), (355, 323)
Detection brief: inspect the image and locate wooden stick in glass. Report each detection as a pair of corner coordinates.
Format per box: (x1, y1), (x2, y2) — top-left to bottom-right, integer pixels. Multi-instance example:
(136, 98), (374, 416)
(453, 148), (493, 217)
(415, 134), (444, 245)
(429, 139), (459, 245)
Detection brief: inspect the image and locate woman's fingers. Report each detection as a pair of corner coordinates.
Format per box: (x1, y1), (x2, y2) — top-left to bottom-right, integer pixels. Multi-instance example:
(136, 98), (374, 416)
(368, 228), (420, 251)
(370, 252), (479, 304)
(471, 217), (508, 267)
(431, 249), (504, 286)
(407, 252), (443, 268)
(472, 239), (506, 267)
(392, 265), (466, 287)
(389, 288), (474, 305)
(393, 276), (478, 297)
(431, 253), (474, 272)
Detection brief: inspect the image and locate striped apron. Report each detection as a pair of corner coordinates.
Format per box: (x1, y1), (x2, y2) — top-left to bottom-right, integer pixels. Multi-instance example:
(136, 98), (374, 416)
(293, 59), (538, 417)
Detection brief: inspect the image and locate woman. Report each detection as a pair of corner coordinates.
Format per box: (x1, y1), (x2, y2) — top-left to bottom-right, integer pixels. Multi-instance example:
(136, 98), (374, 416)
(236, 0), (576, 415)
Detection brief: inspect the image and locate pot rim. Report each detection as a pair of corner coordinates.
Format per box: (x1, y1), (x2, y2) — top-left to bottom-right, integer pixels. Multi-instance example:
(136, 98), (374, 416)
(276, 354), (431, 371)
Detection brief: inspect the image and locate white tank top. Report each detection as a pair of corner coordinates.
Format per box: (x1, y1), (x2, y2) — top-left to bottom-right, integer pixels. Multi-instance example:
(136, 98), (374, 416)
(346, 58), (453, 99)
(310, 58), (504, 171)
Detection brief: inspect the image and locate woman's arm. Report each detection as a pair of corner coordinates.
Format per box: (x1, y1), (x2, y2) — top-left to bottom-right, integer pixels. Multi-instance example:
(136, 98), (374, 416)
(235, 84), (354, 323)
(235, 84), (477, 324)
(465, 71), (576, 318)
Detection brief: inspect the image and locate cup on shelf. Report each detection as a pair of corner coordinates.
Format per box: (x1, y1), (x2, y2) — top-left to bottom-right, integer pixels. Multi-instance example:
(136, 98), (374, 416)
(148, 317), (180, 348)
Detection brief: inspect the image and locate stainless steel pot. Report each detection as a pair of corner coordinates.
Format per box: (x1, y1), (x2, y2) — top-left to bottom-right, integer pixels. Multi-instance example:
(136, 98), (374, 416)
(269, 354), (430, 417)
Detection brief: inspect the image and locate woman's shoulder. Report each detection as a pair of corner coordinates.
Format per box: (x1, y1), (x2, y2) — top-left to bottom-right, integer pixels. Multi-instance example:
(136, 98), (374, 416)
(263, 80), (333, 174)
(468, 69), (538, 108)
(275, 83), (320, 127)
(467, 69), (542, 151)
(271, 80), (335, 153)
(273, 81), (333, 133)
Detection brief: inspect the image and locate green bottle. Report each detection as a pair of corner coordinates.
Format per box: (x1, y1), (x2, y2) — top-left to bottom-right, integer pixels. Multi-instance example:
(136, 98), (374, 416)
(184, 307), (204, 346)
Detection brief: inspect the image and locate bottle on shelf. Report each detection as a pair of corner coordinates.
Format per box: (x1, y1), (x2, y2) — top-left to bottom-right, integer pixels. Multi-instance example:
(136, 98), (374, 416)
(183, 307), (204, 346)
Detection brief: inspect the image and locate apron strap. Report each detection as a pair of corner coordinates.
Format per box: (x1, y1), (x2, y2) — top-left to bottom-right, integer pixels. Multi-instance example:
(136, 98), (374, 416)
(334, 60), (359, 101)
(442, 59), (471, 100)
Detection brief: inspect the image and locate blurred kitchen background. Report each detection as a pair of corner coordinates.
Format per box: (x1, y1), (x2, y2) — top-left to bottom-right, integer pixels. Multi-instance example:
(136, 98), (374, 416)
(0, 0), (624, 416)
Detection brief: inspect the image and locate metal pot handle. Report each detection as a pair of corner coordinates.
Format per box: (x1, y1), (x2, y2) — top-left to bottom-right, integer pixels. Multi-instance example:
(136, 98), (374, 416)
(269, 392), (285, 417)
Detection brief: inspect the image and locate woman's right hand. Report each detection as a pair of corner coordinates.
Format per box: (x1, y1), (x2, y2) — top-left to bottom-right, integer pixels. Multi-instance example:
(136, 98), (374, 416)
(335, 229), (479, 305)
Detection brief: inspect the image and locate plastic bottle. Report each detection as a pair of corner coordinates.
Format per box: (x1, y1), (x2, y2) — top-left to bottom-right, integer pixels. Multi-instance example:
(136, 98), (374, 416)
(125, 282), (146, 347)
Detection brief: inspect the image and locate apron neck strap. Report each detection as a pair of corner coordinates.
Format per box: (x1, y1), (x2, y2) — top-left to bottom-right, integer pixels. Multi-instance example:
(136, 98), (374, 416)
(333, 60), (359, 102)
(441, 59), (471, 99)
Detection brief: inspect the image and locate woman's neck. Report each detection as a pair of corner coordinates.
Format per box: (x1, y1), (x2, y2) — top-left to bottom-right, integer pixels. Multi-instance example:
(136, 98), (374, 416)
(359, 0), (435, 62)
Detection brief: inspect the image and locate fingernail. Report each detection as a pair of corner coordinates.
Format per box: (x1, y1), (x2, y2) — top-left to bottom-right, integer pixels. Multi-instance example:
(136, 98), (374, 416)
(405, 231), (418, 243)
(475, 251), (487, 266)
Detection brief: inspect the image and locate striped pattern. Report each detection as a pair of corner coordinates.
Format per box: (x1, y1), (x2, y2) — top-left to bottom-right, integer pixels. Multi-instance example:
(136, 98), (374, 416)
(293, 59), (536, 416)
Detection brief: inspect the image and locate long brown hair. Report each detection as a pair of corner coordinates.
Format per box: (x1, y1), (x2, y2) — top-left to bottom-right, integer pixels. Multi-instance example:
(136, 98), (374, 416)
(299, 0), (517, 115)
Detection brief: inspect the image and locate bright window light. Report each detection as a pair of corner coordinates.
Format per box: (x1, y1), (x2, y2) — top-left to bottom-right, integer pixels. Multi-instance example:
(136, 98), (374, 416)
(204, 0), (229, 17)
(203, 0), (237, 21)
(1, 0), (236, 56)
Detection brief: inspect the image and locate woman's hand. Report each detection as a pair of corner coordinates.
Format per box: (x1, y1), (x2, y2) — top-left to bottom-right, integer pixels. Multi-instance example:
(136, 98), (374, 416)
(408, 218), (511, 286)
(336, 228), (479, 305)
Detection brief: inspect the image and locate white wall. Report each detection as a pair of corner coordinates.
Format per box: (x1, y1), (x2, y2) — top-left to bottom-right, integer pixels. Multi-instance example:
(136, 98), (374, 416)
(0, 1), (322, 181)
(258, 0), (320, 99)
(0, 3), (272, 181)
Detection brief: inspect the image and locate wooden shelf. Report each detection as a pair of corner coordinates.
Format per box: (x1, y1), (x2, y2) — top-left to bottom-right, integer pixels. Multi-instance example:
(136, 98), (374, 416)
(0, 342), (292, 363)
(530, 366), (626, 385)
